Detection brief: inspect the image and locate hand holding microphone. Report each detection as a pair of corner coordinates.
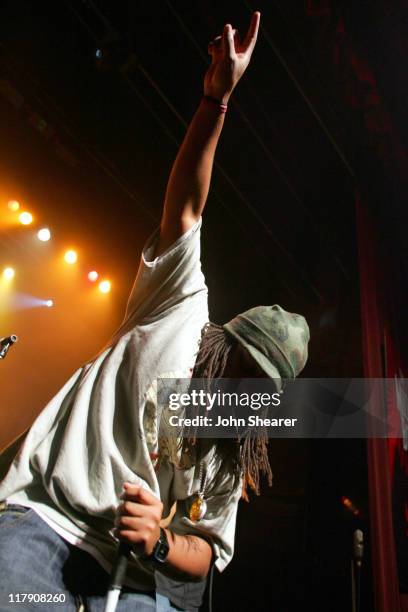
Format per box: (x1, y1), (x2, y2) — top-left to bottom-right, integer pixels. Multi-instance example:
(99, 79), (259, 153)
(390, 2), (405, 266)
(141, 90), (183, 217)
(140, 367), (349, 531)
(104, 484), (166, 612)
(114, 483), (163, 555)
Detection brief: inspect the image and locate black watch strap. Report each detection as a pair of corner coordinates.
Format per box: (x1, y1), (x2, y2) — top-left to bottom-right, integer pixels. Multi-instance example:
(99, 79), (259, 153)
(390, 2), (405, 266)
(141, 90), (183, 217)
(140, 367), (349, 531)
(144, 528), (170, 564)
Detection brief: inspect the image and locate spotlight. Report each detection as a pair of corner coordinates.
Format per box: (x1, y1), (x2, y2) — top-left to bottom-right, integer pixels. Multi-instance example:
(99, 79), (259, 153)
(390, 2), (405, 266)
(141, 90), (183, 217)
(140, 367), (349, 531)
(8, 200), (20, 211)
(88, 270), (99, 282)
(37, 228), (51, 242)
(64, 250), (77, 264)
(19, 211), (33, 225)
(98, 280), (111, 294)
(3, 267), (15, 280)
(9, 293), (55, 310)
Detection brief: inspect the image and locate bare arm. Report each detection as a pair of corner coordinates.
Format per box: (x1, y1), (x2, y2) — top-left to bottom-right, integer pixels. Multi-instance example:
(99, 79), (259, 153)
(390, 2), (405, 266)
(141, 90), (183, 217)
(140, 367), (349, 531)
(155, 12), (261, 257)
(161, 529), (212, 579)
(155, 101), (226, 257)
(115, 483), (212, 579)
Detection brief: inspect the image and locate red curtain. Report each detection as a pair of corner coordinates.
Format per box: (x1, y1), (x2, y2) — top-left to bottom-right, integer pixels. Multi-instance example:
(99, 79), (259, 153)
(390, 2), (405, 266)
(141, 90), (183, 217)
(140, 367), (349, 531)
(356, 189), (407, 612)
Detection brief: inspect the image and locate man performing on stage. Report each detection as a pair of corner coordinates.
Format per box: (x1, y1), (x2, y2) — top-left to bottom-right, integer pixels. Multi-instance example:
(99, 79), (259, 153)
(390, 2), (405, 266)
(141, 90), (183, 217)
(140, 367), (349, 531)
(0, 12), (309, 611)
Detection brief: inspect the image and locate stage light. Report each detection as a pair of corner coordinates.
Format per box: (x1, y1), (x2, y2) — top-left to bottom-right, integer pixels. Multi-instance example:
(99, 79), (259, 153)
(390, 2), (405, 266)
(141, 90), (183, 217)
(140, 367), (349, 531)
(19, 211), (33, 225)
(37, 228), (51, 242)
(3, 267), (15, 280)
(7, 293), (57, 311)
(341, 496), (360, 516)
(8, 200), (20, 211)
(64, 250), (77, 264)
(98, 280), (111, 294)
(88, 270), (99, 282)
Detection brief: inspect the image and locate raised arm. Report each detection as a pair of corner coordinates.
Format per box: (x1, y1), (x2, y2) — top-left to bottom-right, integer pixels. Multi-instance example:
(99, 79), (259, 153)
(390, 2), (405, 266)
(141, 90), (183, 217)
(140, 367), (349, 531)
(154, 12), (261, 257)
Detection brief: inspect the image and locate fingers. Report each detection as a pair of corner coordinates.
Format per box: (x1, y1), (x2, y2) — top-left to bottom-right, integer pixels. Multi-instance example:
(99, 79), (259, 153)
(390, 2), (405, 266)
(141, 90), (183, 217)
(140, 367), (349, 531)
(121, 482), (160, 506)
(207, 12), (258, 58)
(242, 11), (261, 54)
(210, 34), (223, 47)
(117, 499), (144, 518)
(115, 487), (162, 554)
(208, 30), (239, 57)
(115, 515), (153, 533)
(114, 513), (157, 552)
(222, 23), (236, 59)
(115, 530), (146, 550)
(207, 36), (219, 57)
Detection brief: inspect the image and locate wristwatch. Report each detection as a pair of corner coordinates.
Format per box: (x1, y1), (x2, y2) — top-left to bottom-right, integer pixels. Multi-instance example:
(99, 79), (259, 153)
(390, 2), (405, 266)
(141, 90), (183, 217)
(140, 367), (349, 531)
(145, 528), (170, 563)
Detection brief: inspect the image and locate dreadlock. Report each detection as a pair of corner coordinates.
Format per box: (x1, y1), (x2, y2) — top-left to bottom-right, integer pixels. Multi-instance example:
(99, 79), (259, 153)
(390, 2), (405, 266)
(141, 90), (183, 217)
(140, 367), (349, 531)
(193, 322), (233, 379)
(188, 322), (273, 499)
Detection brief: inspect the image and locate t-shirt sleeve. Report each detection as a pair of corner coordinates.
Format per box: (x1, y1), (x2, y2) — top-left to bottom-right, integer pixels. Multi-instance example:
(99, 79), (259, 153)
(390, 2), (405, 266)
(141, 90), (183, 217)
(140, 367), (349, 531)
(123, 218), (206, 325)
(169, 445), (242, 572)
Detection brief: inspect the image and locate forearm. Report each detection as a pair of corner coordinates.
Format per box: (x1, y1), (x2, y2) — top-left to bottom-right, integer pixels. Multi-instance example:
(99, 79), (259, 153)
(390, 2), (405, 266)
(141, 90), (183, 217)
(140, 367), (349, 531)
(154, 13), (259, 256)
(162, 99), (226, 229)
(160, 528), (212, 580)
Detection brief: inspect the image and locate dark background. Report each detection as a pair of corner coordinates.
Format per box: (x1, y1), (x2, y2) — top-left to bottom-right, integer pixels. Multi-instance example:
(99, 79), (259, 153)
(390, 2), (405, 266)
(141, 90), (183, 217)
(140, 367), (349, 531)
(1, 1), (407, 610)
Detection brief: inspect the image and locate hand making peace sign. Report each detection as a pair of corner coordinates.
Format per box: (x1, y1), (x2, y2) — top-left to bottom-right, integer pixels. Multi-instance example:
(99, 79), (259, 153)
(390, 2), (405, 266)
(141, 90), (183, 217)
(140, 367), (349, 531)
(204, 12), (261, 105)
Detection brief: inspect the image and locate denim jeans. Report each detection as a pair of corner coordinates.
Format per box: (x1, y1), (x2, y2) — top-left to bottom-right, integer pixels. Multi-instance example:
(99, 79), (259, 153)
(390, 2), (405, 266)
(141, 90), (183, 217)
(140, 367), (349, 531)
(0, 504), (181, 612)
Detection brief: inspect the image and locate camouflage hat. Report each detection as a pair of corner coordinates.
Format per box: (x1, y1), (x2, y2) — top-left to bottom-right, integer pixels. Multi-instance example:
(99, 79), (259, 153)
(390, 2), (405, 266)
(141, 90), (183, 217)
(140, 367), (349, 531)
(223, 304), (310, 391)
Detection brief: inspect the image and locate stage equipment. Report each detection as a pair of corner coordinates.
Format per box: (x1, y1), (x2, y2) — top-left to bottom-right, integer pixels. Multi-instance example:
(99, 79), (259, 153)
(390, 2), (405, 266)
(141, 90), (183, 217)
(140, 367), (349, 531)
(3, 267), (15, 280)
(351, 529), (364, 612)
(104, 529), (170, 612)
(104, 543), (131, 612)
(99, 280), (111, 294)
(19, 212), (33, 225)
(64, 250), (77, 264)
(0, 335), (18, 360)
(88, 271), (99, 282)
(37, 228), (51, 242)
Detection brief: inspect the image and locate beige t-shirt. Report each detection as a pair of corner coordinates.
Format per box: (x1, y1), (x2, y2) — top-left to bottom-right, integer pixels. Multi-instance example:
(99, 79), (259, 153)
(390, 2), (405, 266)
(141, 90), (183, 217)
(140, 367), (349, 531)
(0, 218), (242, 589)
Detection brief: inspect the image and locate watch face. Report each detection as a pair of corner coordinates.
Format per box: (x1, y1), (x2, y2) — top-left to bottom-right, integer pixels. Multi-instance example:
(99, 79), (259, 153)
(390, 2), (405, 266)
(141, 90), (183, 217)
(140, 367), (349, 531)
(155, 540), (170, 563)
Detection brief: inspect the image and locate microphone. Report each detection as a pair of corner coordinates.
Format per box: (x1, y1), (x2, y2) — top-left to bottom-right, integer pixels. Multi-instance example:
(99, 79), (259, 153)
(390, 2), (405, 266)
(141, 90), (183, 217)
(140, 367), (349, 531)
(0, 335), (18, 360)
(353, 529), (364, 568)
(104, 542), (132, 612)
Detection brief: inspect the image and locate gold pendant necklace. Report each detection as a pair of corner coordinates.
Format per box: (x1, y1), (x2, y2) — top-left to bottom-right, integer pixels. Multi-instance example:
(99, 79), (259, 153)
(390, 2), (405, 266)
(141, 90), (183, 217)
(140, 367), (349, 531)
(189, 460), (207, 522)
